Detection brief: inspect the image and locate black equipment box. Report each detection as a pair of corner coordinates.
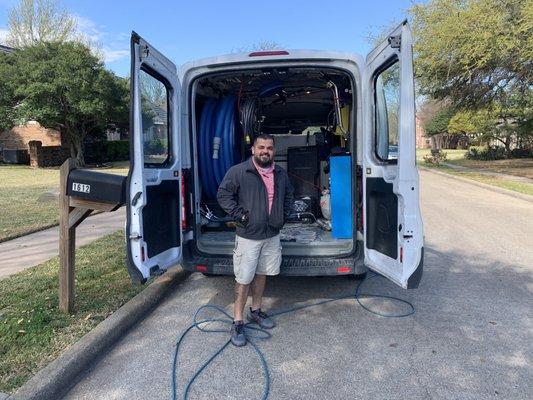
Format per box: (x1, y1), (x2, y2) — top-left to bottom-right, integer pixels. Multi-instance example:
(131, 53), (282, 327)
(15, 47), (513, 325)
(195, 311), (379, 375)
(287, 146), (319, 213)
(67, 169), (126, 205)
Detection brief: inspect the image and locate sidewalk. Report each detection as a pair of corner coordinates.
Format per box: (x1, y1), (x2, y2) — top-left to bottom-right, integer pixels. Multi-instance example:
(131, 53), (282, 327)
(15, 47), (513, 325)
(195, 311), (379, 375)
(0, 208), (126, 279)
(441, 162), (533, 183)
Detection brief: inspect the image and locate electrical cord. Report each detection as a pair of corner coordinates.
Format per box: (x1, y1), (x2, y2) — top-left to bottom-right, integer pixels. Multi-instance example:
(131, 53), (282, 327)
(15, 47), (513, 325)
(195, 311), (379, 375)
(240, 98), (257, 144)
(287, 171), (322, 191)
(171, 272), (414, 400)
(200, 204), (235, 223)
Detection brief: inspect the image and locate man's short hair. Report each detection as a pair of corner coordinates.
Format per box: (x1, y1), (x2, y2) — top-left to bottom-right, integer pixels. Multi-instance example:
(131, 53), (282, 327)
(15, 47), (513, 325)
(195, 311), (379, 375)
(253, 133), (275, 146)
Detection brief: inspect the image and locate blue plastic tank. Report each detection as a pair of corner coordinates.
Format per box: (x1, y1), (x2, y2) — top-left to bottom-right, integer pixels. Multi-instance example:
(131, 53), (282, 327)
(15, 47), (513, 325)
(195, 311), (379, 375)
(330, 154), (352, 239)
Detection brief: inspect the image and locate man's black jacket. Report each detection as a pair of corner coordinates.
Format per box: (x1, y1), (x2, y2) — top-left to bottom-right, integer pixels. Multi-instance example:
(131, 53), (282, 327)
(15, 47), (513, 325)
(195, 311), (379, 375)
(217, 158), (294, 240)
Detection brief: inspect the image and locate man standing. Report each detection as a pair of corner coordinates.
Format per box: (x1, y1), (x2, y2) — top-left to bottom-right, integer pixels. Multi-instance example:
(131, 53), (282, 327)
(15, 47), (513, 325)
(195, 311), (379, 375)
(217, 134), (293, 347)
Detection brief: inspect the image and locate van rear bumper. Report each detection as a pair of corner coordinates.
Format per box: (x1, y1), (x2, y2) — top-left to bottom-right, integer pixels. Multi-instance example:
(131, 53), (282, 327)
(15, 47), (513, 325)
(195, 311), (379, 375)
(182, 240), (367, 276)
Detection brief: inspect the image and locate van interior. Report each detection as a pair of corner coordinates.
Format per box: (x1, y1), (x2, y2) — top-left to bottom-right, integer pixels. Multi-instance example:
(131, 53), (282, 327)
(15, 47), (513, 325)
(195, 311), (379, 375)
(192, 67), (361, 257)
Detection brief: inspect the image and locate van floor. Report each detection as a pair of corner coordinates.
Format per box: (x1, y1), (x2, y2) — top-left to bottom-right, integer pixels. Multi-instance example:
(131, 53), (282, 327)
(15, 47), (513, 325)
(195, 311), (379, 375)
(198, 223), (353, 256)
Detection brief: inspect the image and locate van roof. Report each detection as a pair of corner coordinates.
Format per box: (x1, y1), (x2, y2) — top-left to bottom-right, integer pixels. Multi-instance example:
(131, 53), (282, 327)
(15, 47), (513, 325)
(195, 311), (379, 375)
(179, 49), (364, 78)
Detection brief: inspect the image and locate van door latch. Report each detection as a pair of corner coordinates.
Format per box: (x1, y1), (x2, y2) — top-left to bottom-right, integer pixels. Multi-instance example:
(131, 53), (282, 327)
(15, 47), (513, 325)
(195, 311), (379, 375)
(403, 235), (413, 239)
(129, 232), (142, 240)
(131, 192), (142, 206)
(388, 35), (401, 49)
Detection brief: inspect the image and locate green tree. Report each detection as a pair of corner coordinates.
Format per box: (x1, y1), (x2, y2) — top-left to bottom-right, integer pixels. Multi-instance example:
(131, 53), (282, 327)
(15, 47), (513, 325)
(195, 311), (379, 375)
(410, 0), (532, 154)
(449, 103), (533, 152)
(0, 54), (17, 132)
(424, 106), (455, 136)
(410, 0), (532, 109)
(0, 42), (128, 165)
(5, 0), (78, 48)
(448, 108), (493, 140)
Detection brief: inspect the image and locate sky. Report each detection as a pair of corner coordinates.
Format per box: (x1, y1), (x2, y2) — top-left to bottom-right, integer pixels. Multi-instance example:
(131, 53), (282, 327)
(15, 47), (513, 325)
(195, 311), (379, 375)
(0, 0), (423, 77)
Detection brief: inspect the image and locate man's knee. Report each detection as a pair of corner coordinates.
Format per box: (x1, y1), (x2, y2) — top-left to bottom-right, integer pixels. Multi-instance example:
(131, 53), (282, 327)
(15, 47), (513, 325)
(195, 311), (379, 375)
(235, 274), (254, 285)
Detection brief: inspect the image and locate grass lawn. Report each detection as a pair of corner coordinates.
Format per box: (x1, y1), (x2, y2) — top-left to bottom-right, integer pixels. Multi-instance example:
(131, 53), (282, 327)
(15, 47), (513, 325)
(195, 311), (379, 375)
(0, 231), (146, 394)
(0, 162), (129, 242)
(416, 149), (533, 196)
(416, 148), (468, 163)
(433, 165), (533, 195)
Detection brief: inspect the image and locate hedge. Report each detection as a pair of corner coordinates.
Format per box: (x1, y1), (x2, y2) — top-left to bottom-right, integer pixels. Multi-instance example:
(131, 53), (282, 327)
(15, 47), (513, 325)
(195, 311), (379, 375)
(466, 146), (533, 160)
(85, 140), (129, 164)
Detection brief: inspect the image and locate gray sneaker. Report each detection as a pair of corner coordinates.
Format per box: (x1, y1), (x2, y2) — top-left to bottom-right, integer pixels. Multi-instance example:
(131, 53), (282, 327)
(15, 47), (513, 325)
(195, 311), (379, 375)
(230, 321), (246, 347)
(248, 308), (275, 329)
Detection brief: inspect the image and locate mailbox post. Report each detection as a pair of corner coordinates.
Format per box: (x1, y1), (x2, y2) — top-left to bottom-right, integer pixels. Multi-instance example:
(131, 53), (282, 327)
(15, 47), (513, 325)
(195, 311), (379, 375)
(59, 158), (126, 313)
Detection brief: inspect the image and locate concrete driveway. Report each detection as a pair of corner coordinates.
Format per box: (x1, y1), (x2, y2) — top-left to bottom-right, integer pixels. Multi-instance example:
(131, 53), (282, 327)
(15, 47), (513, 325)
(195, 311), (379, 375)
(62, 170), (533, 400)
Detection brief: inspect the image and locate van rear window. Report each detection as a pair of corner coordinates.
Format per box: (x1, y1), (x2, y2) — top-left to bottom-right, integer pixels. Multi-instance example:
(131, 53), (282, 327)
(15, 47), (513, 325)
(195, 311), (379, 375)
(140, 69), (170, 165)
(374, 60), (399, 162)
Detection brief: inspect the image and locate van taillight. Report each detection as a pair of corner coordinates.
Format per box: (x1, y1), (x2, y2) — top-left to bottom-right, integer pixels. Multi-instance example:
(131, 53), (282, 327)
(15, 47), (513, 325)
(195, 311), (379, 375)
(337, 266), (351, 274)
(181, 171), (188, 231)
(248, 50), (289, 57)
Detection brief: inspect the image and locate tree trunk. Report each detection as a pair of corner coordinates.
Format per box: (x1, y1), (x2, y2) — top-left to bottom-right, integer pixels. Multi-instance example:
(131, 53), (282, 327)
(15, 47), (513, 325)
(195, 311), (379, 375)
(504, 136), (511, 155)
(67, 130), (85, 167)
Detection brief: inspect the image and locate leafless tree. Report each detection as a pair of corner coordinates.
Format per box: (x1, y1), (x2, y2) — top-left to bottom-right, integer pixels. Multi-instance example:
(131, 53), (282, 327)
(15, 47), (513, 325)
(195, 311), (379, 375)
(6, 0), (77, 48)
(231, 40), (282, 53)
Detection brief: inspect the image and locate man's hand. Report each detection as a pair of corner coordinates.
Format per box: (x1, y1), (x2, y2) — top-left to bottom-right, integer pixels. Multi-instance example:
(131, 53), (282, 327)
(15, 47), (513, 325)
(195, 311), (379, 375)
(235, 211), (249, 228)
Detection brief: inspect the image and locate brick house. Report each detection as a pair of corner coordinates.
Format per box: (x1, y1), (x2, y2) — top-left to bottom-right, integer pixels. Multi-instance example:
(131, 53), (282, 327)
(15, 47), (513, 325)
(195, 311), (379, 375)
(415, 114), (430, 149)
(0, 45), (70, 166)
(0, 121), (70, 167)
(0, 120), (63, 150)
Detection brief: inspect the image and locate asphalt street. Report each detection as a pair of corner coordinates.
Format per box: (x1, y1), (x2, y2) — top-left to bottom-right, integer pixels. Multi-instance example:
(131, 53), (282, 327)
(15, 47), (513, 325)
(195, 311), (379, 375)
(62, 170), (533, 400)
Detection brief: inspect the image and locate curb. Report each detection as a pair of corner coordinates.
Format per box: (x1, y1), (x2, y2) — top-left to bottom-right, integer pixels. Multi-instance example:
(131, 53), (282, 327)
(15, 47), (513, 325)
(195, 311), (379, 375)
(11, 266), (191, 400)
(420, 167), (533, 203)
(0, 223), (59, 244)
(0, 211), (107, 244)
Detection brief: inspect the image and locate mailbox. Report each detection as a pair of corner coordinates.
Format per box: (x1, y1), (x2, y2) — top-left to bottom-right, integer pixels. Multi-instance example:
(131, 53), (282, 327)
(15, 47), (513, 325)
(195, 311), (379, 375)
(67, 169), (126, 205)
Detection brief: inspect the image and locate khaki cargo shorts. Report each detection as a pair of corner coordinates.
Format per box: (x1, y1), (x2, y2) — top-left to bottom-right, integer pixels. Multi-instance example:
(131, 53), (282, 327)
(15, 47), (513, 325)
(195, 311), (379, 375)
(233, 234), (282, 285)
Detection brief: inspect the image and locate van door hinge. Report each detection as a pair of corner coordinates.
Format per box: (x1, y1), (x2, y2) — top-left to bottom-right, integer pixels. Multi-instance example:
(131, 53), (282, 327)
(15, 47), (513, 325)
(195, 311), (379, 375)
(388, 35), (401, 49)
(129, 232), (142, 240)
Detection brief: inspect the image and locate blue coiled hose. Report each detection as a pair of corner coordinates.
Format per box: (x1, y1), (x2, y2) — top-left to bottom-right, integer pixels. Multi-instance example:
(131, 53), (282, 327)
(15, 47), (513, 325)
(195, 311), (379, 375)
(199, 99), (217, 199)
(222, 95), (236, 173)
(171, 272), (415, 399)
(213, 96), (233, 185)
(199, 95), (238, 198)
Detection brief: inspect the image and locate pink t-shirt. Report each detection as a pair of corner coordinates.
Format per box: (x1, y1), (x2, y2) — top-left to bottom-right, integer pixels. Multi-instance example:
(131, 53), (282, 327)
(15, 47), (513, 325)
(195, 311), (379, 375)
(252, 158), (275, 214)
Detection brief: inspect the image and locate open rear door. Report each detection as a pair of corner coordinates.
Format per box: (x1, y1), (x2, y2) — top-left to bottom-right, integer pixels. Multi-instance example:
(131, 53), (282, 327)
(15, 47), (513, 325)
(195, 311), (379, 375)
(126, 32), (183, 283)
(362, 21), (424, 289)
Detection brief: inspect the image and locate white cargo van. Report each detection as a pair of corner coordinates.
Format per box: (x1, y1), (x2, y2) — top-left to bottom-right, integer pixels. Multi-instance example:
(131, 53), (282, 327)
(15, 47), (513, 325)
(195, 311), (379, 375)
(126, 21), (424, 289)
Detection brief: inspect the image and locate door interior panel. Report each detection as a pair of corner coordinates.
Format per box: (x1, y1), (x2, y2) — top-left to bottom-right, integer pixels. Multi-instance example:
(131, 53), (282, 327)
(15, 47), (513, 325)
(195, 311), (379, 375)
(366, 177), (398, 259)
(143, 180), (180, 258)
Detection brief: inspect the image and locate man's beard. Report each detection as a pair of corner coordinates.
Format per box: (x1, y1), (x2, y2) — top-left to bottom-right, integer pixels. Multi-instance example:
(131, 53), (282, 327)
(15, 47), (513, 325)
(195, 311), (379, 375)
(253, 153), (273, 168)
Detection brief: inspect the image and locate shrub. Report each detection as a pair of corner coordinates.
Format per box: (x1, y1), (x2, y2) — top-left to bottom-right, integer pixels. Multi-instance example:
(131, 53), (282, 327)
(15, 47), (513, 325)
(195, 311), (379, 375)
(465, 146), (506, 160)
(509, 148), (533, 159)
(423, 149), (447, 165)
(144, 138), (168, 156)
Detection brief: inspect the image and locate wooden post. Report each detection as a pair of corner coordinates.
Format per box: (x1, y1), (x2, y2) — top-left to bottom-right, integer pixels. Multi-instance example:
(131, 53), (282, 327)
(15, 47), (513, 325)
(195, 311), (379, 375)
(59, 158), (77, 313)
(58, 158), (124, 313)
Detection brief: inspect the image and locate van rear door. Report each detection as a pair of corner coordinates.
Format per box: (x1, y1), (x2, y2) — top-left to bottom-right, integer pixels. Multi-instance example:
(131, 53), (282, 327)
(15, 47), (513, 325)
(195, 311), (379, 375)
(362, 21), (424, 289)
(126, 32), (183, 283)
